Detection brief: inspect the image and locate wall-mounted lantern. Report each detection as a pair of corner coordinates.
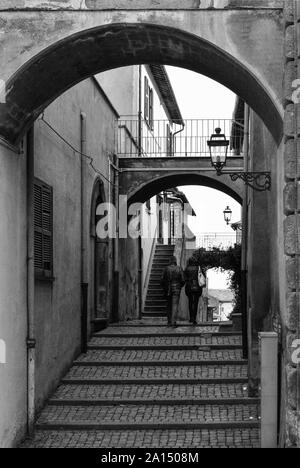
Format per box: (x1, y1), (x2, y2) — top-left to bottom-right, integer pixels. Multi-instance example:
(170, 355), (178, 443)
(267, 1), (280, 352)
(207, 128), (271, 192)
(223, 206), (232, 225)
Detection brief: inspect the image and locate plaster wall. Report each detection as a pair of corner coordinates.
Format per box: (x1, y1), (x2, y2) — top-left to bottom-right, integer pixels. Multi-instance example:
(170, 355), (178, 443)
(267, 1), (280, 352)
(33, 77), (115, 412)
(0, 143), (27, 447)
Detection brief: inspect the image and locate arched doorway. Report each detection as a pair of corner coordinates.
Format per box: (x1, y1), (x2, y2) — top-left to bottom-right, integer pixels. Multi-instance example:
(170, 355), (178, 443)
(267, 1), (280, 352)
(90, 178), (110, 330)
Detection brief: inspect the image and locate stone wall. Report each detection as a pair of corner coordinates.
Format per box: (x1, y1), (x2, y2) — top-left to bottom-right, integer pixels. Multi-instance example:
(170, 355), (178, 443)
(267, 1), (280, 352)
(282, 0), (300, 448)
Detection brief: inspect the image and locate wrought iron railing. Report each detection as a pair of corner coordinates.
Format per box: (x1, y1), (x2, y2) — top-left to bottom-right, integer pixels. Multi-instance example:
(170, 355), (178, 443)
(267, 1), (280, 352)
(195, 233), (241, 251)
(117, 118), (244, 158)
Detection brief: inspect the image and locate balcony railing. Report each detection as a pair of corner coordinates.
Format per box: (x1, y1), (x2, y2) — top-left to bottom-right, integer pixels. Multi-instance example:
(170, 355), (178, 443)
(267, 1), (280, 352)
(117, 118), (244, 158)
(195, 233), (241, 251)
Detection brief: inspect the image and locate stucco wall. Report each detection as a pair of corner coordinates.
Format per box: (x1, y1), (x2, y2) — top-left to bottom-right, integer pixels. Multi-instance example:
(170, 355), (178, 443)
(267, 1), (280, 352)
(33, 77), (115, 411)
(0, 143), (27, 447)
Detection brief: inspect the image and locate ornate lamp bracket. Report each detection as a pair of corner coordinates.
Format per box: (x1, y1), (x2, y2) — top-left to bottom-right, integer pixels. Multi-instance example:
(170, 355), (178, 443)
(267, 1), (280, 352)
(219, 171), (271, 192)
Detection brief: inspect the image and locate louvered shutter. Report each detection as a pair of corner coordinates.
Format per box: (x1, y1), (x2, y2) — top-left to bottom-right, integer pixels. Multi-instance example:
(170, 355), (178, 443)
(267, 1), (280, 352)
(144, 76), (149, 121)
(34, 179), (53, 275)
(149, 88), (154, 127)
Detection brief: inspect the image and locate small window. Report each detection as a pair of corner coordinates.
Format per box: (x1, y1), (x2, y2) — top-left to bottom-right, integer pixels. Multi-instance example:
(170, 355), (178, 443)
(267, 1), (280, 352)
(34, 179), (53, 278)
(146, 199), (151, 212)
(144, 76), (154, 129)
(144, 76), (149, 122)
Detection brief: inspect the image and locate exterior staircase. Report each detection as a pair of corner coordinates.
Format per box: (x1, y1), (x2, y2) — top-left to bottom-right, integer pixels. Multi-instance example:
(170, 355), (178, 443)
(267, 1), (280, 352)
(21, 320), (260, 448)
(143, 244), (175, 318)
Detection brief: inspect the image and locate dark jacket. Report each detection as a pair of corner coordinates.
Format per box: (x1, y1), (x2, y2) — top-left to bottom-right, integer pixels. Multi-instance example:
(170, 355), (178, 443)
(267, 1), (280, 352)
(161, 264), (185, 297)
(184, 265), (203, 296)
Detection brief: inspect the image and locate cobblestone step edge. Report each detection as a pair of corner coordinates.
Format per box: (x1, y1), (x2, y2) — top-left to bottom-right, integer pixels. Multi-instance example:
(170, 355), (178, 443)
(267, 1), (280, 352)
(35, 421), (260, 431)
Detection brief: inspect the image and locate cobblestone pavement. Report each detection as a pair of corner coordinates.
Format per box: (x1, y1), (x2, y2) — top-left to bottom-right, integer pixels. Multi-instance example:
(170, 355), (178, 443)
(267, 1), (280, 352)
(52, 382), (249, 401)
(21, 322), (260, 448)
(89, 335), (242, 347)
(37, 404), (259, 424)
(100, 325), (220, 334)
(76, 349), (244, 363)
(64, 364), (248, 381)
(22, 428), (260, 448)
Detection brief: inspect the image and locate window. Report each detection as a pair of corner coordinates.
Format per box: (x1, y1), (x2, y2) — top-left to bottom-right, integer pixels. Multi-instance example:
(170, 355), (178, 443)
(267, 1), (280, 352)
(166, 124), (173, 156)
(34, 179), (53, 278)
(144, 76), (154, 129)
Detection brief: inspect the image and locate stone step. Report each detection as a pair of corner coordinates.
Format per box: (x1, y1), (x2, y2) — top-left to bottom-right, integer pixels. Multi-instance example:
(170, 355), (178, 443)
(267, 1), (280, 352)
(74, 349), (244, 366)
(145, 299), (167, 306)
(146, 291), (165, 297)
(89, 335), (242, 348)
(50, 382), (252, 403)
(109, 321), (231, 328)
(63, 364), (248, 383)
(21, 428), (260, 448)
(142, 311), (167, 318)
(94, 328), (238, 337)
(35, 403), (260, 430)
(144, 306), (167, 311)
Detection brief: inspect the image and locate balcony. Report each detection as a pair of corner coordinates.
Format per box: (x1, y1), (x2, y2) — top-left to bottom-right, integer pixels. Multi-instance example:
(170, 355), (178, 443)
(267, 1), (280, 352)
(117, 118), (245, 158)
(195, 232), (241, 251)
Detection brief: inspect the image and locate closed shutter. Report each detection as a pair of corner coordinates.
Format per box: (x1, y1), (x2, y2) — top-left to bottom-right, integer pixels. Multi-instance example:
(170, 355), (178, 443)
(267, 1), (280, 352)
(34, 179), (53, 275)
(144, 76), (149, 121)
(149, 88), (154, 127)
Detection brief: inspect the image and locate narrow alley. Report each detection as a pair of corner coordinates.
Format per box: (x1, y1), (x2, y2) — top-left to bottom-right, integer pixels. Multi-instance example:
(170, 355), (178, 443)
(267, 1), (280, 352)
(22, 319), (259, 448)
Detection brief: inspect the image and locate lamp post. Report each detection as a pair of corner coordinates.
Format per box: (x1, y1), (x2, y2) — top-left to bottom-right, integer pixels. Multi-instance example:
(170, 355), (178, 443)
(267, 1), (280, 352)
(207, 128), (271, 192)
(223, 206), (232, 226)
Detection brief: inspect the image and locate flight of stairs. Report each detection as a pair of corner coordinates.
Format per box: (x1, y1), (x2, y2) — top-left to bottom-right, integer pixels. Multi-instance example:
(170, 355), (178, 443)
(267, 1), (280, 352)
(143, 244), (175, 318)
(21, 321), (260, 448)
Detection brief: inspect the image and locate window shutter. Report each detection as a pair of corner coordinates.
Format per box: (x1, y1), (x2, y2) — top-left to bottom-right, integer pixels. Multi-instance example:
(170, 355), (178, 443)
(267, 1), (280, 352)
(149, 88), (154, 127)
(34, 179), (53, 276)
(144, 76), (149, 121)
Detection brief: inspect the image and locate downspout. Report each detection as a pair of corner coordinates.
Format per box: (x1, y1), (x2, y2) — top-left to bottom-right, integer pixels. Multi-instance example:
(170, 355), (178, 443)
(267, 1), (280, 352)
(138, 65), (142, 157)
(241, 104), (250, 360)
(113, 154), (120, 322)
(26, 127), (36, 435)
(172, 123), (185, 157)
(80, 113), (88, 353)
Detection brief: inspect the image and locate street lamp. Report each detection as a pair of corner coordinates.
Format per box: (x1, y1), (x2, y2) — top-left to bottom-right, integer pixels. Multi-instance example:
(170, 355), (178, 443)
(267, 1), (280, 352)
(207, 128), (229, 176)
(223, 206), (232, 225)
(207, 128), (271, 192)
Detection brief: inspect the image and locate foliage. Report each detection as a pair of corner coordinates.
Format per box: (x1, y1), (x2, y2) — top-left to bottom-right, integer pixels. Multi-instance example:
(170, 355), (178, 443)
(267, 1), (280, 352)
(191, 245), (242, 314)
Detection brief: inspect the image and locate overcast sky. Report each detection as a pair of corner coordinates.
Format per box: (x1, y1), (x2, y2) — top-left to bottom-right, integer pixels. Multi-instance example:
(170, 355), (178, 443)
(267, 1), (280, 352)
(166, 66), (242, 234)
(166, 67), (241, 288)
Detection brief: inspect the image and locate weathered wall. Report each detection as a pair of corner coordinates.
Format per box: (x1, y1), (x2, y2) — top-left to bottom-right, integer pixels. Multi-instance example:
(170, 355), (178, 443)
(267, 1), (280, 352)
(120, 157), (244, 204)
(247, 111), (281, 394)
(0, 143), (27, 447)
(0, 6), (283, 144)
(119, 237), (140, 321)
(281, 0), (300, 448)
(33, 77), (115, 411)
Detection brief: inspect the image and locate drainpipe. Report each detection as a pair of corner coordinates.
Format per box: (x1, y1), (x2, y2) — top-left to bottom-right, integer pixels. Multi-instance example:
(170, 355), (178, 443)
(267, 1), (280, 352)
(113, 154), (120, 322)
(241, 104), (250, 360)
(172, 123), (185, 157)
(26, 127), (36, 435)
(138, 65), (142, 157)
(138, 236), (143, 319)
(80, 113), (88, 353)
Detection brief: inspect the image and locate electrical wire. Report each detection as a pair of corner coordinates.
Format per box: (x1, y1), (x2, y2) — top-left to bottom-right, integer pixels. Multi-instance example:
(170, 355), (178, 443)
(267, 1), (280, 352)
(38, 115), (118, 187)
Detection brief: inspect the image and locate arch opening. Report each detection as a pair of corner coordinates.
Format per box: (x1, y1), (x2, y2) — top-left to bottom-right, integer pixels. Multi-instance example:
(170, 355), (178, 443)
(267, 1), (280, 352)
(1, 22), (282, 145)
(126, 173), (243, 207)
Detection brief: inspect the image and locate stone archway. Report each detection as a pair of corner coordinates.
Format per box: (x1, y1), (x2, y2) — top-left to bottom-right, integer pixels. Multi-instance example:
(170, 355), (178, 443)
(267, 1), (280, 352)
(0, 22), (282, 145)
(124, 171), (243, 206)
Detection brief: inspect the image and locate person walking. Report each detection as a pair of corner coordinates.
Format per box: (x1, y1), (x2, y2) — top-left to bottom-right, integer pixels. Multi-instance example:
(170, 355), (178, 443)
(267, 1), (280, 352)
(184, 257), (205, 325)
(161, 256), (185, 327)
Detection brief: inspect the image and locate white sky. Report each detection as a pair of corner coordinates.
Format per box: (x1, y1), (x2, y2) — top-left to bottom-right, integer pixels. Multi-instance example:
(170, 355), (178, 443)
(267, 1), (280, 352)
(166, 67), (241, 289)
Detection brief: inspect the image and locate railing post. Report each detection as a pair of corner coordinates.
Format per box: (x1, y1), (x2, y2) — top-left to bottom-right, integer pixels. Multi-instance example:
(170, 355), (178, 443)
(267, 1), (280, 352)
(259, 332), (278, 448)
